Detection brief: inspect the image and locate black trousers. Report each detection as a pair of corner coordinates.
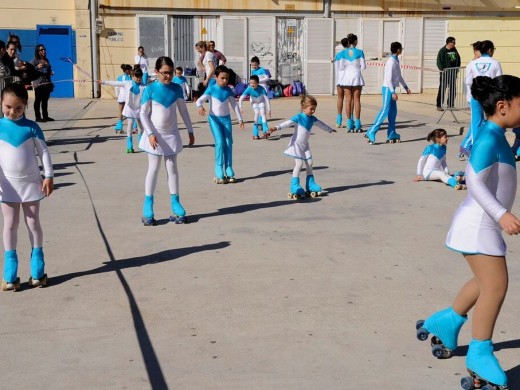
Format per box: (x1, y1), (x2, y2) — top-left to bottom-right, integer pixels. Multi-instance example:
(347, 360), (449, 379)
(34, 85), (52, 119)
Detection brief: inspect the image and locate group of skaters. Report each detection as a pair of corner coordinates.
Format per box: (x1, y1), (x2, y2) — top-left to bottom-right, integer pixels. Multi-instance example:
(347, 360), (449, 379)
(2, 35), (520, 390)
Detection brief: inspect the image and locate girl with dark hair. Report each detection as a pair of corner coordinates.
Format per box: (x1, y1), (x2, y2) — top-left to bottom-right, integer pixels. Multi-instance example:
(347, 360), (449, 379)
(111, 64), (132, 133)
(413, 128), (465, 190)
(134, 46), (149, 84)
(30, 44), (54, 122)
(417, 75), (520, 390)
(250, 56), (270, 93)
(139, 56), (194, 225)
(0, 83), (54, 290)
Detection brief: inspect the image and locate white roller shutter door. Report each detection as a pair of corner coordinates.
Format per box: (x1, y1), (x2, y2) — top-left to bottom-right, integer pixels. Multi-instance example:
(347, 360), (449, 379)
(220, 17), (248, 81)
(304, 18), (334, 95)
(423, 19), (447, 89)
(248, 17), (276, 80)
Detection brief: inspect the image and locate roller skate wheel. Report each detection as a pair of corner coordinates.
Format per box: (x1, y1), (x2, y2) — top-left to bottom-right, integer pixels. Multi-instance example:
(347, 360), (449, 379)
(28, 274), (47, 288)
(335, 124), (342, 128)
(416, 327), (429, 341)
(141, 217), (157, 226)
(460, 376), (476, 390)
(431, 344), (445, 359)
(396, 139), (401, 143)
(415, 319), (425, 330)
(2, 277), (21, 291)
(455, 184), (467, 190)
(126, 149), (134, 154)
(132, 129), (138, 134)
(363, 134), (368, 138)
(170, 215), (187, 224)
(367, 140), (374, 145)
(310, 191), (318, 198)
(227, 177), (236, 183)
(213, 177), (227, 184)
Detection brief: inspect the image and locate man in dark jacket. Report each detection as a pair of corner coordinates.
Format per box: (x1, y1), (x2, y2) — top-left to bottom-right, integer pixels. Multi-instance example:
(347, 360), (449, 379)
(436, 36), (461, 110)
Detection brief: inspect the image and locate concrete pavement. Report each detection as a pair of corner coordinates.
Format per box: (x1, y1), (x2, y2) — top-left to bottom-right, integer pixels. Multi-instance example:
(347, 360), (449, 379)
(0, 91), (519, 389)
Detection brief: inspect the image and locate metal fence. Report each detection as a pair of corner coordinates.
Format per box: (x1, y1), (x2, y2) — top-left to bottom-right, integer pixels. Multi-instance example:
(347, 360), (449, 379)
(0, 75), (19, 93)
(437, 66), (469, 124)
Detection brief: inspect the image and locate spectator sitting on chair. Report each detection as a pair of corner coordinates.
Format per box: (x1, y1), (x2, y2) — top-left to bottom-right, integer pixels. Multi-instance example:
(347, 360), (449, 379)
(436, 37), (461, 111)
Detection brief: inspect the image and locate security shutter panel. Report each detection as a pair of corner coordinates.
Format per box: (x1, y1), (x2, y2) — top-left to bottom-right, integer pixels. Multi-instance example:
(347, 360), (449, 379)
(172, 17), (194, 71)
(402, 18), (423, 92)
(304, 18), (334, 94)
(362, 19), (382, 94)
(221, 17), (247, 81)
(248, 16), (276, 79)
(334, 18), (361, 88)
(137, 15), (168, 73)
(423, 19), (447, 88)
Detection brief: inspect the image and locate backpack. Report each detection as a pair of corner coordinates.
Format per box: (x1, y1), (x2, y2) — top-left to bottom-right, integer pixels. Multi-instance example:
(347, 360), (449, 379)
(234, 82), (248, 97)
(291, 81), (305, 96)
(184, 67), (196, 76)
(271, 83), (283, 98)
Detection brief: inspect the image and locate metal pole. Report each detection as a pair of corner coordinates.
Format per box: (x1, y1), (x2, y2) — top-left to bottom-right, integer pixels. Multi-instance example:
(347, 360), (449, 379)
(90, 0), (100, 98)
(323, 0), (331, 18)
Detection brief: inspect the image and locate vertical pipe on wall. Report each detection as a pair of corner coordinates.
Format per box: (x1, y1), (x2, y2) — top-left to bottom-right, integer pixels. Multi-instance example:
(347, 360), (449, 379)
(324, 0), (331, 18)
(90, 0), (100, 98)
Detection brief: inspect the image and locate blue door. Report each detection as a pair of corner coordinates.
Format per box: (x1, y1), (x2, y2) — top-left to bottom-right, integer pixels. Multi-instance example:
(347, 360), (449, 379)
(36, 25), (75, 98)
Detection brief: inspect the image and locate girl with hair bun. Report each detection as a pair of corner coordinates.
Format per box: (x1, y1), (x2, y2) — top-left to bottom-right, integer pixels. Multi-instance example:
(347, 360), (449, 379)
(112, 64), (132, 133)
(418, 75), (520, 389)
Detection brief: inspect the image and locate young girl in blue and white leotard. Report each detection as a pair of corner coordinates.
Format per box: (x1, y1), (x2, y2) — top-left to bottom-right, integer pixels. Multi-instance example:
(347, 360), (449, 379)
(335, 34), (366, 131)
(238, 75), (271, 139)
(414, 128), (465, 190)
(365, 42), (411, 144)
(114, 64), (132, 133)
(101, 67), (146, 153)
(196, 65), (244, 184)
(250, 56), (270, 93)
(419, 75), (520, 389)
(173, 67), (191, 101)
(0, 83), (54, 290)
(267, 95), (336, 198)
(139, 56), (195, 225)
(459, 40), (502, 157)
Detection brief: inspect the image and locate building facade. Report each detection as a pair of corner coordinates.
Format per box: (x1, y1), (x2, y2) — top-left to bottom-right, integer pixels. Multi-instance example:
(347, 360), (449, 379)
(1, 1), (519, 98)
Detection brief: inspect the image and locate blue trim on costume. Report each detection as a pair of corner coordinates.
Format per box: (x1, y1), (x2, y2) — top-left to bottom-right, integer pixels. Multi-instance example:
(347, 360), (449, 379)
(243, 86), (267, 98)
(334, 47), (365, 61)
(141, 82), (183, 108)
(173, 76), (187, 85)
(251, 67), (269, 77)
(421, 144), (446, 159)
(0, 117), (45, 147)
(205, 85), (235, 102)
(130, 80), (142, 95)
(291, 112), (318, 131)
(470, 121), (516, 173)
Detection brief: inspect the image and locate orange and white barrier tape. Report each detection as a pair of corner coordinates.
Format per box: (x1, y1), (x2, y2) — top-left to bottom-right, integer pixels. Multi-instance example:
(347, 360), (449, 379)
(365, 61), (439, 73)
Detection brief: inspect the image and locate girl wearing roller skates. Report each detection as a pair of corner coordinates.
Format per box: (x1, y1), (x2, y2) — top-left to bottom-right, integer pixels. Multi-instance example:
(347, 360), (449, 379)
(100, 67), (146, 153)
(139, 56), (195, 225)
(413, 128), (466, 190)
(113, 64), (132, 133)
(267, 95), (336, 199)
(196, 65), (244, 183)
(365, 42), (411, 145)
(417, 75), (520, 390)
(238, 75), (271, 140)
(0, 83), (54, 291)
(250, 56), (270, 93)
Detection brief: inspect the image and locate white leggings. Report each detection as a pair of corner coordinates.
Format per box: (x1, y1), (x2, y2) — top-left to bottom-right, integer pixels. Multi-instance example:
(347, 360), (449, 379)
(1, 201), (43, 251)
(293, 158), (313, 177)
(145, 154), (179, 196)
(126, 118), (143, 137)
(427, 170), (452, 185)
(252, 102), (267, 125)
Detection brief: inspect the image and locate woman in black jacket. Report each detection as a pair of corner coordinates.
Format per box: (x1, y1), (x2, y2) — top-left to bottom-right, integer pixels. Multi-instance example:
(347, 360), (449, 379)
(31, 44), (54, 122)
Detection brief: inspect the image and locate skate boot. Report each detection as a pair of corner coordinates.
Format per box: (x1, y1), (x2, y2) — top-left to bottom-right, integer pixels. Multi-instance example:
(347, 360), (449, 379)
(169, 194), (187, 224)
(28, 247), (47, 287)
(460, 339), (508, 390)
(126, 136), (134, 153)
(447, 177), (466, 191)
(2, 250), (20, 291)
(141, 195), (157, 226)
(252, 123), (260, 140)
(346, 117), (355, 133)
(213, 164), (227, 184)
(288, 177), (305, 199)
(354, 118), (362, 133)
(305, 175), (322, 197)
(365, 130), (376, 145)
(114, 119), (123, 134)
(386, 135), (401, 144)
(416, 307), (467, 359)
(225, 166), (236, 183)
(454, 170), (465, 183)
(336, 114), (342, 128)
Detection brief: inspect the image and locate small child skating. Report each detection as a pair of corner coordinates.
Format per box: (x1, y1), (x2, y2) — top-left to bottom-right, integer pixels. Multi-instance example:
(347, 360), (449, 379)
(365, 42), (411, 145)
(413, 128), (466, 190)
(238, 75), (271, 140)
(196, 65), (244, 184)
(0, 83), (54, 290)
(100, 67), (146, 153)
(173, 66), (191, 101)
(250, 56), (271, 93)
(114, 64), (132, 133)
(267, 95), (336, 199)
(417, 75), (520, 390)
(139, 56), (195, 225)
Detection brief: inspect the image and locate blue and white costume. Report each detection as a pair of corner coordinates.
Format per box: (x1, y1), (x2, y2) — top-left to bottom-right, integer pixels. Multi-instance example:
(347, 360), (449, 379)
(135, 54), (149, 84)
(115, 73), (132, 103)
(251, 67), (270, 92)
(139, 81), (194, 224)
(103, 79), (146, 151)
(238, 85), (271, 137)
(173, 75), (190, 101)
(196, 84), (243, 181)
(446, 121), (516, 256)
(366, 55), (408, 143)
(335, 47), (366, 87)
(417, 144), (459, 188)
(274, 112), (334, 160)
(459, 55), (502, 156)
(0, 116), (53, 202)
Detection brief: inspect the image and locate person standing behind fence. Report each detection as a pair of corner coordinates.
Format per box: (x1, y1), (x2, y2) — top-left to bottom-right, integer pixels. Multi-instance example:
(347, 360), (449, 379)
(334, 33), (366, 132)
(461, 40), (502, 157)
(31, 44), (54, 122)
(436, 37), (461, 111)
(365, 42), (411, 145)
